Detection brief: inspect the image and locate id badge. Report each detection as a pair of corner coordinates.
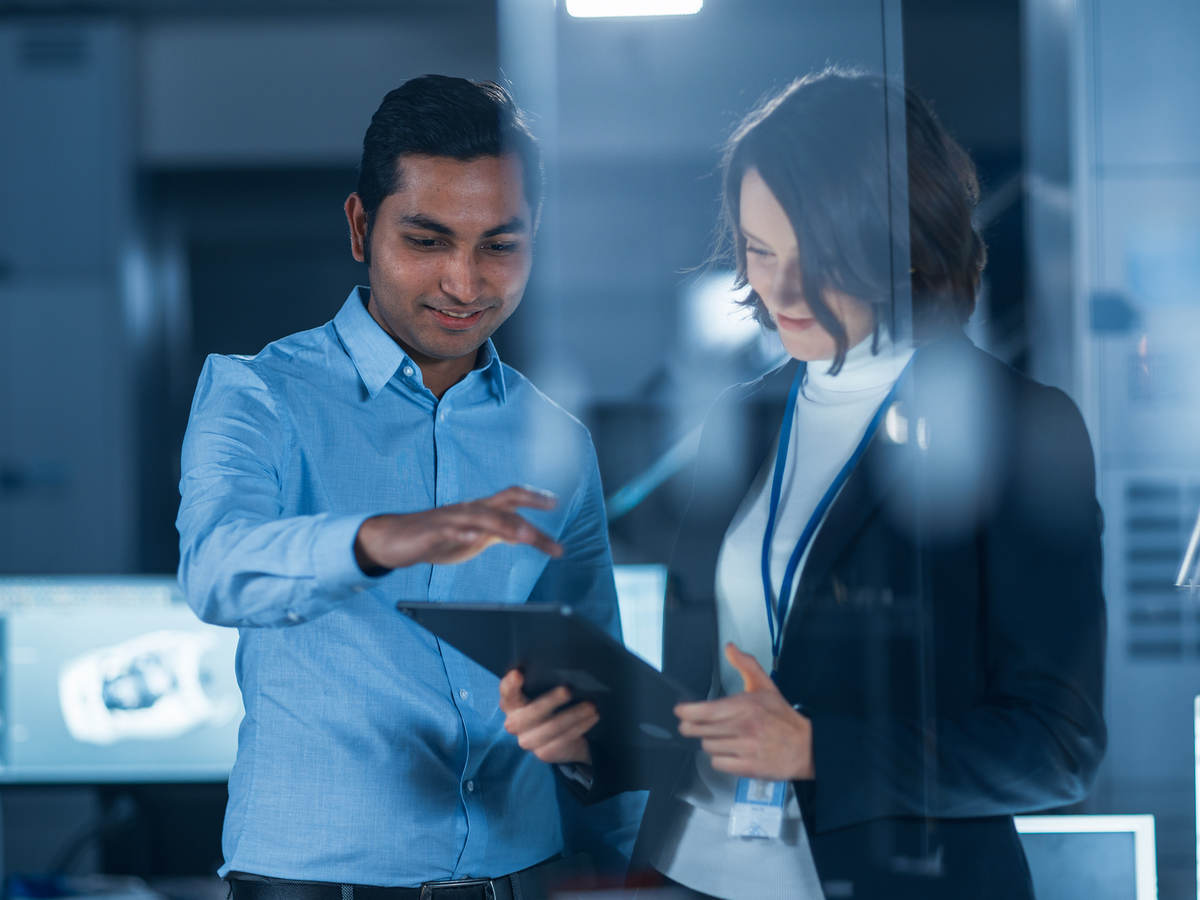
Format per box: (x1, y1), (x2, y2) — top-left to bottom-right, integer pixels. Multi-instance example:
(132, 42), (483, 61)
(728, 776), (786, 839)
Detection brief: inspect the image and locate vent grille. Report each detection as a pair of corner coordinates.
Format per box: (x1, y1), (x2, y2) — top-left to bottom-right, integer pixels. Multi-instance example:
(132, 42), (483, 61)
(1124, 479), (1200, 660)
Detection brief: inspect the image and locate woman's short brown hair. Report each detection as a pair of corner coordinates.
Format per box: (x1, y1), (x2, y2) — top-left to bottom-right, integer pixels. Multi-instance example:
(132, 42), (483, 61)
(721, 67), (986, 373)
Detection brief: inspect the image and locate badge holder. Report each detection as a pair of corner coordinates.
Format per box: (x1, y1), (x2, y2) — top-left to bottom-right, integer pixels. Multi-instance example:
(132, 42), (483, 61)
(728, 776), (786, 839)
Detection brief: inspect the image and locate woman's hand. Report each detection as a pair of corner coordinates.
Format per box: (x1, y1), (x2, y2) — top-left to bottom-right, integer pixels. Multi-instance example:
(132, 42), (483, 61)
(498, 670), (597, 765)
(675, 643), (815, 781)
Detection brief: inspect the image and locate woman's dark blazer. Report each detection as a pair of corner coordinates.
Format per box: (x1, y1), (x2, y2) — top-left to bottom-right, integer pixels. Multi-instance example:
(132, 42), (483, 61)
(590, 334), (1107, 899)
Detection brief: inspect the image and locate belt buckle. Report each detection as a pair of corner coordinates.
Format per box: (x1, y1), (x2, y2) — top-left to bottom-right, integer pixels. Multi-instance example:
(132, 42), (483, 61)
(417, 876), (496, 900)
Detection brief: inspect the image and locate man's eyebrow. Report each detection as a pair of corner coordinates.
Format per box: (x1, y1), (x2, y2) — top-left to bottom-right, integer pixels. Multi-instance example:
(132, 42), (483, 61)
(396, 214), (528, 240)
(481, 217), (528, 239)
(398, 214), (454, 236)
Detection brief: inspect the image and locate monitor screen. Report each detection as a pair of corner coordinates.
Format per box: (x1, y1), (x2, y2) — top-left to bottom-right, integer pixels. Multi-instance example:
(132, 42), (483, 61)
(1015, 815), (1157, 900)
(0, 577), (241, 783)
(613, 563), (668, 671)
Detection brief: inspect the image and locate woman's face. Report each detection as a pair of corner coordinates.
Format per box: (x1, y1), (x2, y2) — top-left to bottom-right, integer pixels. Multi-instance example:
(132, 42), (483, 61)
(739, 168), (875, 361)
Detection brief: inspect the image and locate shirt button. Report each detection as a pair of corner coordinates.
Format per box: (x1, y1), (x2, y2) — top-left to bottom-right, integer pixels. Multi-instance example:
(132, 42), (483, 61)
(439, 411), (447, 422)
(286, 610), (300, 623)
(458, 688), (469, 700)
(465, 780), (476, 793)
(402, 365), (414, 377)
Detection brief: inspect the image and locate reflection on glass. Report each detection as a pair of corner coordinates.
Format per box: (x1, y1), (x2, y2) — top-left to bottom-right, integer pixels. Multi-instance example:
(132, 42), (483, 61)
(1176, 505), (1200, 589)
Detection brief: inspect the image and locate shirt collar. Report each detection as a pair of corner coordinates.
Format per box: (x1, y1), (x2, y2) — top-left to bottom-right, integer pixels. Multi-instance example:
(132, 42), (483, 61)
(474, 339), (508, 404)
(334, 286), (508, 403)
(334, 286), (408, 398)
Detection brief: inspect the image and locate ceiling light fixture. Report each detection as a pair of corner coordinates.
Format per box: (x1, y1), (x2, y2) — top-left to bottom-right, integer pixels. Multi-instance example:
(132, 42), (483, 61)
(566, 0), (702, 18)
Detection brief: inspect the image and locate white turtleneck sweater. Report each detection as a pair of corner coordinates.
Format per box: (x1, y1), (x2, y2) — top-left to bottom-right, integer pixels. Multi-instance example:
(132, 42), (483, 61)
(648, 334), (913, 900)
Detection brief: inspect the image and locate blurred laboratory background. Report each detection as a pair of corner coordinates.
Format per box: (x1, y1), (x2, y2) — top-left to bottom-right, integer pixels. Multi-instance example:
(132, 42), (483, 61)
(0, 0), (1198, 897)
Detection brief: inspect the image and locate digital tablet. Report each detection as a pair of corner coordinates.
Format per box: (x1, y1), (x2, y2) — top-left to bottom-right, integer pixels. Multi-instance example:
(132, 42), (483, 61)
(397, 601), (697, 752)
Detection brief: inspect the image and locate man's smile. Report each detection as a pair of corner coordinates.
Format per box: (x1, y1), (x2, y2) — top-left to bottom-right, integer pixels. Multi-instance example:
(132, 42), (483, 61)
(428, 306), (489, 329)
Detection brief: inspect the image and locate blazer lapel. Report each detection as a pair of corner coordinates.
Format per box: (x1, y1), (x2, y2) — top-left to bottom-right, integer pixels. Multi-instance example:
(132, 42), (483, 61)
(665, 359), (798, 697)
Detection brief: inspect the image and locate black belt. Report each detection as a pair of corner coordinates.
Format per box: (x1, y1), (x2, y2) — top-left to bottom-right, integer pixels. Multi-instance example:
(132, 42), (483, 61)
(227, 858), (557, 900)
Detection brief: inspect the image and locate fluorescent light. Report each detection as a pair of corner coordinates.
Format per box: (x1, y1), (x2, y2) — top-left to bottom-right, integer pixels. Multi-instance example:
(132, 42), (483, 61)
(566, 0), (702, 18)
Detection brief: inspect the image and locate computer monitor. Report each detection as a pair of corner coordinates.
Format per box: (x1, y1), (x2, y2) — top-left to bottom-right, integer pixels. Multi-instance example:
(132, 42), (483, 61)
(0, 577), (241, 783)
(613, 564), (668, 671)
(1014, 814), (1157, 900)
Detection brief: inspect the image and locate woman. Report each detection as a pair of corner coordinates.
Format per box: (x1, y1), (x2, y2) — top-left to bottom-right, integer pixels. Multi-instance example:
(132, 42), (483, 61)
(501, 68), (1106, 900)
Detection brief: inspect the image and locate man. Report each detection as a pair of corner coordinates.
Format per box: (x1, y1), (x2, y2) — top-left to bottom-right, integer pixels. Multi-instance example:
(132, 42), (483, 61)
(177, 75), (627, 898)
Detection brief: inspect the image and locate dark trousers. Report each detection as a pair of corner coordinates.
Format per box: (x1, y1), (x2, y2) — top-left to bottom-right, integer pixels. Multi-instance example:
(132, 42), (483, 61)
(227, 857), (562, 900)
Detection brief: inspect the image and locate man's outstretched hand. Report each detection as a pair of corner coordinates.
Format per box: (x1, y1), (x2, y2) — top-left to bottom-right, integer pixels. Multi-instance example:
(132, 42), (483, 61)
(354, 485), (562, 573)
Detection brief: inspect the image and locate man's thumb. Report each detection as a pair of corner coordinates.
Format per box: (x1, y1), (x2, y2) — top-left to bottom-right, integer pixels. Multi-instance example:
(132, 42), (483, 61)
(725, 642), (773, 692)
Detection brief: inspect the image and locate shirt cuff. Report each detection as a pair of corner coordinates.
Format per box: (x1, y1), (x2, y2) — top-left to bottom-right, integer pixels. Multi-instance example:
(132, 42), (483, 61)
(312, 513), (382, 593)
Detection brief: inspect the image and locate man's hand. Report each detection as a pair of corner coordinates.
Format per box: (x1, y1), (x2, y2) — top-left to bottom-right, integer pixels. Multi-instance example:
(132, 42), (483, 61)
(499, 670), (597, 765)
(674, 642), (815, 781)
(354, 485), (563, 573)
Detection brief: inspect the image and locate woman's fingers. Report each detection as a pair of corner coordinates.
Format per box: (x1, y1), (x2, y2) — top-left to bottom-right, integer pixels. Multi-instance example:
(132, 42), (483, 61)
(724, 642), (775, 693)
(675, 694), (756, 725)
(708, 754), (761, 777)
(686, 691), (815, 781)
(677, 717), (744, 739)
(699, 737), (756, 757)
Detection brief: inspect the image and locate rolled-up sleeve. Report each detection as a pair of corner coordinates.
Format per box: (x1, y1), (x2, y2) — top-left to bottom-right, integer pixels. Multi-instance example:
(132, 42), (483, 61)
(176, 355), (377, 627)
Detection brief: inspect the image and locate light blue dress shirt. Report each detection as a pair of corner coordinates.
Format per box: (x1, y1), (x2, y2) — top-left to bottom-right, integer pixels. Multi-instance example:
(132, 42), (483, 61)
(177, 286), (623, 886)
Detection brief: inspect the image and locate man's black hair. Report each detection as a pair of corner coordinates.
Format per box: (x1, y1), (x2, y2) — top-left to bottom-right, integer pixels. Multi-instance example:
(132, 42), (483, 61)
(356, 74), (543, 262)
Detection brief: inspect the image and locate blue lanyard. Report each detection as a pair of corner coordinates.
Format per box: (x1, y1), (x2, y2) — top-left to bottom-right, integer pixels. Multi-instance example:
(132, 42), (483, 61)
(760, 359), (912, 665)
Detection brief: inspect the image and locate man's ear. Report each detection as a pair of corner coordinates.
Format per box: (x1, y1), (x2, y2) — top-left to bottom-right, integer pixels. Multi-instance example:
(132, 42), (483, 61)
(344, 193), (368, 264)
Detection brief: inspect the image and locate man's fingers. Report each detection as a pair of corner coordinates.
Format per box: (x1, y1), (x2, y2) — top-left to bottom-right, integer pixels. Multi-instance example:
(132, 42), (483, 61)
(488, 485), (558, 512)
(517, 702), (598, 752)
(515, 524), (564, 558)
(446, 508), (563, 559)
(535, 728), (596, 765)
(498, 670), (527, 713)
(503, 685), (572, 734)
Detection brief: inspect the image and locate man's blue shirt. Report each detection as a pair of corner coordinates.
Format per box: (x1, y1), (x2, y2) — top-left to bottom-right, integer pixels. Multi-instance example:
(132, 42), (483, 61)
(177, 287), (621, 885)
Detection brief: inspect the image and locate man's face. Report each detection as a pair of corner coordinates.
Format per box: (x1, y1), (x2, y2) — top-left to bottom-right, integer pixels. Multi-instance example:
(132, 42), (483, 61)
(345, 153), (533, 370)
